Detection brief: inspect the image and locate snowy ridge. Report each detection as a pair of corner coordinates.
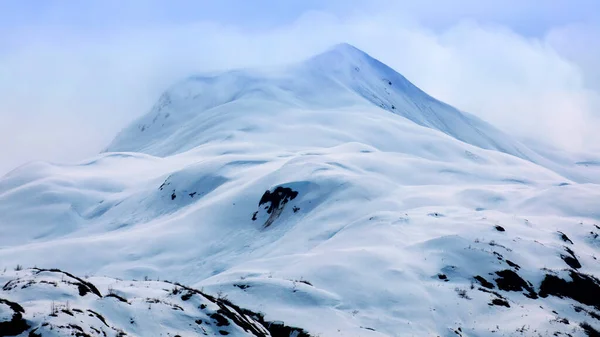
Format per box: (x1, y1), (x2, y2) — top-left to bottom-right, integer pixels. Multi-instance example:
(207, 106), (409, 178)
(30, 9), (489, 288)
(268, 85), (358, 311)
(0, 268), (308, 336)
(1, 44), (599, 336)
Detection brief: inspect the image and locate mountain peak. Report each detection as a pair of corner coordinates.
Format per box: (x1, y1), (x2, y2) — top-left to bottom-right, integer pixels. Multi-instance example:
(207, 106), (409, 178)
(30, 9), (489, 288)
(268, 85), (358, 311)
(324, 42), (366, 55)
(305, 43), (373, 69)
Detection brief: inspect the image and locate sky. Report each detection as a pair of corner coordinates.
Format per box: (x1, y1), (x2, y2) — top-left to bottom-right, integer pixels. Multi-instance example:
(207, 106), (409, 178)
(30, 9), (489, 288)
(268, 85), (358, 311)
(1, 0), (599, 175)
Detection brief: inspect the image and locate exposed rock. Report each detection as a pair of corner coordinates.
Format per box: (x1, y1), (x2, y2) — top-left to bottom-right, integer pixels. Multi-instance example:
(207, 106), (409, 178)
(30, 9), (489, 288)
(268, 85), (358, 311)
(539, 271), (600, 310)
(494, 270), (537, 299)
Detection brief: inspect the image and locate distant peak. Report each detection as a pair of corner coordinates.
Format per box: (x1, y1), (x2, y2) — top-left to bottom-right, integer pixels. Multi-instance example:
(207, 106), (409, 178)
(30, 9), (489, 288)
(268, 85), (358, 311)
(319, 42), (369, 58)
(328, 42), (362, 53)
(303, 43), (374, 71)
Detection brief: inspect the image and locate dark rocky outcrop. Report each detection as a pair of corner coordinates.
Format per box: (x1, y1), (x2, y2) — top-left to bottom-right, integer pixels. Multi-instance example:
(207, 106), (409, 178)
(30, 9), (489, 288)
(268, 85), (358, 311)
(258, 186), (298, 214)
(539, 271), (600, 310)
(558, 231), (574, 244)
(505, 260), (521, 270)
(561, 247), (582, 269)
(494, 270), (537, 299)
(0, 298), (30, 337)
(474, 276), (495, 289)
(170, 281), (310, 337)
(253, 186), (299, 228)
(32, 268), (102, 297)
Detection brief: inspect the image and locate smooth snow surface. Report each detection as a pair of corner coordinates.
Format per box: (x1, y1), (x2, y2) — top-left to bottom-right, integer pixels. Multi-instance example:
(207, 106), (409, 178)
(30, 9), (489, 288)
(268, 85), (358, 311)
(1, 43), (599, 336)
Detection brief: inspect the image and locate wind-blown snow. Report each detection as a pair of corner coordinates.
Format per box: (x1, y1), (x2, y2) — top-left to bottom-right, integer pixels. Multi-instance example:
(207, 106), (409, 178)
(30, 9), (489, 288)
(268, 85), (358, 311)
(1, 43), (599, 336)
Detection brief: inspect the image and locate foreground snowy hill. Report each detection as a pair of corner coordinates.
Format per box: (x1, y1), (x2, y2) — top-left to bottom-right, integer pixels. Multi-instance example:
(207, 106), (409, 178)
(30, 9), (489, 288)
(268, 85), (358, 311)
(0, 268), (308, 336)
(1, 43), (599, 336)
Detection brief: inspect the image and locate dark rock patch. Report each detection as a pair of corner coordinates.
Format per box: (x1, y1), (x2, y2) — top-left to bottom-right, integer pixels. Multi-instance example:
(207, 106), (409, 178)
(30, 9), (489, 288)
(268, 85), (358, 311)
(2, 280), (16, 291)
(233, 284), (250, 290)
(477, 287), (510, 307)
(574, 306), (600, 321)
(170, 282), (310, 337)
(490, 298), (510, 307)
(474, 276), (495, 289)
(580, 322), (600, 337)
(505, 260), (521, 270)
(87, 309), (109, 327)
(495, 225), (506, 232)
(256, 186), (299, 227)
(0, 299), (24, 313)
(266, 320), (311, 337)
(68, 324), (84, 332)
(158, 181), (170, 191)
(210, 313), (231, 327)
(562, 255), (582, 269)
(494, 270), (537, 299)
(438, 274), (448, 281)
(189, 192), (197, 198)
(259, 186), (298, 214)
(33, 268), (102, 297)
(493, 251), (504, 260)
(105, 293), (128, 303)
(295, 279), (313, 286)
(539, 271), (600, 310)
(477, 286), (506, 298)
(558, 232), (574, 244)
(561, 247), (582, 269)
(181, 291), (193, 301)
(0, 298), (30, 337)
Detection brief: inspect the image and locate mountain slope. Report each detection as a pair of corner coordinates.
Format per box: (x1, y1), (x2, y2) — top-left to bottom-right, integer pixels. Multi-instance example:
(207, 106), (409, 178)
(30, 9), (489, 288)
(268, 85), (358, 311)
(1, 44), (599, 336)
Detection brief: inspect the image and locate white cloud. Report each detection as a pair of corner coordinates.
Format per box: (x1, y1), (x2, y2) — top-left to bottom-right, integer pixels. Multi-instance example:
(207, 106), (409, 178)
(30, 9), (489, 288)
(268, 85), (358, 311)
(1, 7), (599, 175)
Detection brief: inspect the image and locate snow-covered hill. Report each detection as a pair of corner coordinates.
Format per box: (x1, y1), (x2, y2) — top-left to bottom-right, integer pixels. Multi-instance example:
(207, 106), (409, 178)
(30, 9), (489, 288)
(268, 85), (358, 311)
(0, 268), (308, 337)
(1, 43), (599, 336)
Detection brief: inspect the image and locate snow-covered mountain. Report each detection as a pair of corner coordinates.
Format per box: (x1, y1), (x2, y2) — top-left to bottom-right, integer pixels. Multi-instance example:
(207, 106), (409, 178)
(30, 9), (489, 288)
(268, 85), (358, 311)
(107, 43), (535, 160)
(1, 43), (599, 336)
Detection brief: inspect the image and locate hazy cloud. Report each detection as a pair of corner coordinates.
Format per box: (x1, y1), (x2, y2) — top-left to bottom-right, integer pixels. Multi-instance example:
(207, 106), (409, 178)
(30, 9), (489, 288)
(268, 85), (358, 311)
(1, 1), (599, 175)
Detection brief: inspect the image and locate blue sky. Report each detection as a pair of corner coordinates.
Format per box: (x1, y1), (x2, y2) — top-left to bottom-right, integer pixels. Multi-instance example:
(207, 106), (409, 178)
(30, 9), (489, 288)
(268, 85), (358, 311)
(2, 0), (598, 35)
(1, 1), (599, 174)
